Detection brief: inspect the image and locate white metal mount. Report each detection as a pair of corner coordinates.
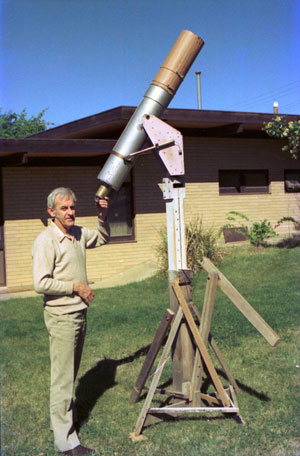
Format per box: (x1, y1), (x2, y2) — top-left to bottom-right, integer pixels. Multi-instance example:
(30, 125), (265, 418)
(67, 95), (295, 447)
(141, 115), (187, 272)
(125, 115), (187, 272)
(142, 115), (184, 176)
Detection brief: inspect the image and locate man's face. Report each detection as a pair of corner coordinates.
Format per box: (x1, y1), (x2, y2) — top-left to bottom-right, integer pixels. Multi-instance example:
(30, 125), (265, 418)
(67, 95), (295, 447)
(48, 195), (76, 233)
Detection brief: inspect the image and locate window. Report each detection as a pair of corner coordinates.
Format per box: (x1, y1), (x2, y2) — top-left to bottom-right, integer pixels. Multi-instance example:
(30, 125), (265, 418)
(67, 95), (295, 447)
(107, 174), (134, 241)
(284, 170), (300, 193)
(219, 170), (269, 194)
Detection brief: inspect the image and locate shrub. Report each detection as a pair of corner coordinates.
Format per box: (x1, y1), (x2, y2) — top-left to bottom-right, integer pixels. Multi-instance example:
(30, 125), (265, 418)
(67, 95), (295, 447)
(219, 211), (276, 247)
(156, 218), (225, 273)
(156, 226), (169, 273)
(262, 116), (300, 159)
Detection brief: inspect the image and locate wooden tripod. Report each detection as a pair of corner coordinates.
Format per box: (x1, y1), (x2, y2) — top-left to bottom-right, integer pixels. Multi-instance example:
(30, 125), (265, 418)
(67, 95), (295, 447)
(130, 258), (280, 440)
(126, 116), (280, 439)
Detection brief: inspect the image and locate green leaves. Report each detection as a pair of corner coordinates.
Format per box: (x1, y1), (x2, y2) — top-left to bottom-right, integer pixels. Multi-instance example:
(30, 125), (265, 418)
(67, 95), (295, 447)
(0, 107), (53, 138)
(262, 116), (300, 159)
(156, 218), (225, 273)
(220, 211), (276, 247)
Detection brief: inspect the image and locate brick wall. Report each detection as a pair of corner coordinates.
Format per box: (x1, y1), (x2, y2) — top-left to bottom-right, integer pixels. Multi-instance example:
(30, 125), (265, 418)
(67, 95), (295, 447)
(1, 136), (299, 288)
(183, 137), (300, 229)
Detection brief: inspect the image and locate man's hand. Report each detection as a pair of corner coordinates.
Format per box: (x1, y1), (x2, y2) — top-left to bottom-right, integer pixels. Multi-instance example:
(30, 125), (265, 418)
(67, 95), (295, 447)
(73, 282), (95, 303)
(97, 196), (109, 221)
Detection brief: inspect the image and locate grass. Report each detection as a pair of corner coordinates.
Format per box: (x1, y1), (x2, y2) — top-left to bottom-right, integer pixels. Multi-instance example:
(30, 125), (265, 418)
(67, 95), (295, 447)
(1, 245), (300, 456)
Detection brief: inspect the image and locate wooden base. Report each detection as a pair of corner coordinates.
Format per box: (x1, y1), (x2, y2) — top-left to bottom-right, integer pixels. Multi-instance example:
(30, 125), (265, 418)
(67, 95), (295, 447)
(131, 278), (240, 437)
(130, 259), (280, 437)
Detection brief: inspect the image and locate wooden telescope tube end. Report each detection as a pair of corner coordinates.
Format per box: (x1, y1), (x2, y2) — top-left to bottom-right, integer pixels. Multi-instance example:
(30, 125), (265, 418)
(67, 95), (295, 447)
(152, 30), (205, 95)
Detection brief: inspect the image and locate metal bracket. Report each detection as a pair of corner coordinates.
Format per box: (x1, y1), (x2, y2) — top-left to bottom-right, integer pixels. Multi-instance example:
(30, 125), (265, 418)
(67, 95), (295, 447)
(162, 177), (185, 201)
(124, 140), (175, 163)
(142, 115), (185, 176)
(123, 115), (184, 178)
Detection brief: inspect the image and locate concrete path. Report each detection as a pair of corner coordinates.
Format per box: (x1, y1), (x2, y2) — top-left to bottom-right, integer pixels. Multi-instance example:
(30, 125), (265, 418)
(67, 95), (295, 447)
(0, 260), (158, 301)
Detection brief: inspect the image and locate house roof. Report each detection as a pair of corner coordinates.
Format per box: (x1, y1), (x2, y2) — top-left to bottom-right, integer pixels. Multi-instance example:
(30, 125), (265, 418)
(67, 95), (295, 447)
(30, 106), (300, 140)
(0, 106), (299, 165)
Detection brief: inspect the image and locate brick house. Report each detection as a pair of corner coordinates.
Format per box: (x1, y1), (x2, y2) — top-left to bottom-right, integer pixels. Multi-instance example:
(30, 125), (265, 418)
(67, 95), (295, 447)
(0, 107), (299, 291)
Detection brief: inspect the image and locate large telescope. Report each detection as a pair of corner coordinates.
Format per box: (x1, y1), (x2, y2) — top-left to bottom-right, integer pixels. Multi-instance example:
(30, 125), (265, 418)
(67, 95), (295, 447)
(96, 30), (204, 198)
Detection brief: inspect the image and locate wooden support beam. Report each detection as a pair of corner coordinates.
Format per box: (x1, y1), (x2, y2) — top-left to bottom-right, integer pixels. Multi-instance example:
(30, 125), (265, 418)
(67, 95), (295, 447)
(190, 272), (218, 404)
(133, 308), (184, 437)
(172, 279), (230, 407)
(199, 393), (221, 405)
(200, 272), (219, 342)
(200, 257), (281, 347)
(130, 308), (174, 403)
(149, 406), (239, 414)
(168, 270), (194, 394)
(189, 300), (240, 393)
(143, 388), (188, 400)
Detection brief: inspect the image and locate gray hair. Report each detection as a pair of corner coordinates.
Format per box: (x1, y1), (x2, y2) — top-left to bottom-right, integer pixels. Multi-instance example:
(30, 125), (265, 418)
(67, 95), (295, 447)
(47, 187), (77, 210)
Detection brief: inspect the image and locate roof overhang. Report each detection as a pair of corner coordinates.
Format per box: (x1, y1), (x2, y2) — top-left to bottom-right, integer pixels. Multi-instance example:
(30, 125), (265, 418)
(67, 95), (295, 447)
(1, 107), (299, 165)
(0, 138), (116, 166)
(28, 106), (300, 140)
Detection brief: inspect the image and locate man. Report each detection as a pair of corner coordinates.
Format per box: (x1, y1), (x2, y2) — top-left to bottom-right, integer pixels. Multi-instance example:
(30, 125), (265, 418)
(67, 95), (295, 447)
(32, 187), (110, 455)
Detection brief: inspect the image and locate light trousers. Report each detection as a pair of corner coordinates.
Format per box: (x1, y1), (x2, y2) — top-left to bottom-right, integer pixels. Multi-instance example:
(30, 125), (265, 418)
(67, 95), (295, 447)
(44, 309), (87, 452)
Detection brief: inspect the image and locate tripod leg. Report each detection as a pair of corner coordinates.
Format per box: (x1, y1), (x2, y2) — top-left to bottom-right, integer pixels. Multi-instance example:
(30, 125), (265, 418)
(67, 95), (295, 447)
(132, 308), (184, 437)
(190, 272), (218, 405)
(172, 279), (230, 407)
(130, 309), (174, 403)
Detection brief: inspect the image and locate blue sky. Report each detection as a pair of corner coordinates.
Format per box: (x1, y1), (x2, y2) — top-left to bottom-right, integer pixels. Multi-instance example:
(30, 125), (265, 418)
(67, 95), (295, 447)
(1, 0), (300, 127)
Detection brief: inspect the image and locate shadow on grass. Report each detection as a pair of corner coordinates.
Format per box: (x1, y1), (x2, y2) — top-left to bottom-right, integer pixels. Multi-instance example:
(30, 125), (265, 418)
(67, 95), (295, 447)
(196, 366), (270, 404)
(235, 378), (270, 402)
(265, 234), (300, 249)
(216, 367), (270, 402)
(74, 346), (270, 433)
(74, 344), (150, 430)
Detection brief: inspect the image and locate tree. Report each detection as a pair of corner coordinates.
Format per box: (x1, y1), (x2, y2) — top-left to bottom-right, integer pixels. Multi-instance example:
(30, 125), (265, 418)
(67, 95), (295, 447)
(0, 107), (54, 138)
(262, 116), (300, 159)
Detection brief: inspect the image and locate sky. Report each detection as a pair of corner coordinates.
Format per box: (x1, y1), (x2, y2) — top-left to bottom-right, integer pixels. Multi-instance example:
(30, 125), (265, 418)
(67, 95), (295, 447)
(1, 0), (300, 128)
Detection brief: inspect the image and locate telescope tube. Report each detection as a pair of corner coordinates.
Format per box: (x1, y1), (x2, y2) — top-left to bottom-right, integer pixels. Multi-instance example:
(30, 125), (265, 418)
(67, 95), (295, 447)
(96, 30), (204, 198)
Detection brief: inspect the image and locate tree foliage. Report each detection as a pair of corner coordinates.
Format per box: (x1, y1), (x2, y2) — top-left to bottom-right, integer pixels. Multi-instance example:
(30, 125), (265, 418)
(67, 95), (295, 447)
(262, 116), (300, 159)
(0, 107), (53, 138)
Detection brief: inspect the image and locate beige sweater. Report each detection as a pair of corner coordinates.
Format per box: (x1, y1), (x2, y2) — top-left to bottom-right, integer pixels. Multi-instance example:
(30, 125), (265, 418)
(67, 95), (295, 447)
(32, 219), (110, 314)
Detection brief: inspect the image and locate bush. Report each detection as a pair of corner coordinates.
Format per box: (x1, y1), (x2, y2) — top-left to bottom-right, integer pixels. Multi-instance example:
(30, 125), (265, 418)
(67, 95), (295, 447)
(156, 218), (225, 273)
(156, 226), (169, 273)
(262, 116), (300, 159)
(219, 211), (276, 247)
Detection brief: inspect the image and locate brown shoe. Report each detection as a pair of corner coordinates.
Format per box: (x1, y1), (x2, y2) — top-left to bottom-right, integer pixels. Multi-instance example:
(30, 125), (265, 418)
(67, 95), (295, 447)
(62, 445), (96, 455)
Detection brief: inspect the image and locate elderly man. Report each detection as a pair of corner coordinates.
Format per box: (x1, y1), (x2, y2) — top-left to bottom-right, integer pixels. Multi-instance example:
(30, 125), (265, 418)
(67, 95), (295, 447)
(32, 187), (110, 455)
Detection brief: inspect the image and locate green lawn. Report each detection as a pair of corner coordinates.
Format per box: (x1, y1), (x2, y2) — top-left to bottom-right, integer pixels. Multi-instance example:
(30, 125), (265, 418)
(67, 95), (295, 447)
(1, 245), (299, 456)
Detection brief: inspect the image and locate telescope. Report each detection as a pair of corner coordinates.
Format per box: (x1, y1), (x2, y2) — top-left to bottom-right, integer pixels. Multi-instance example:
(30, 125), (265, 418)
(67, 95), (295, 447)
(96, 30), (204, 199)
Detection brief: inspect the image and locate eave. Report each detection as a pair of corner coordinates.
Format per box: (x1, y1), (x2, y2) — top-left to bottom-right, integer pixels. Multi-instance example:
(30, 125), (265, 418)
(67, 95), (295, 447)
(1, 107), (299, 166)
(29, 107), (300, 140)
(0, 138), (116, 166)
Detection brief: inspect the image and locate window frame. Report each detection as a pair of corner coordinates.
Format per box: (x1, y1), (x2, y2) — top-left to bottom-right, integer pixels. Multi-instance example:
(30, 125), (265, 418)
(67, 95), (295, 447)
(107, 172), (135, 243)
(219, 169), (270, 195)
(284, 169), (300, 193)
